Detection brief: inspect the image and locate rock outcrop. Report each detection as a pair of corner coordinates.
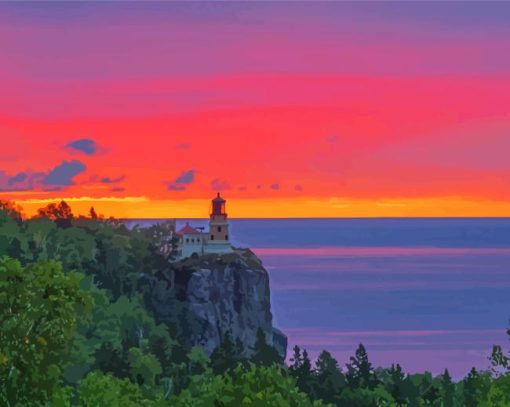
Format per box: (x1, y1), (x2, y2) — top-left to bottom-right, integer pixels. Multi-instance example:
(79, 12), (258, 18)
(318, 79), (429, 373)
(143, 248), (287, 358)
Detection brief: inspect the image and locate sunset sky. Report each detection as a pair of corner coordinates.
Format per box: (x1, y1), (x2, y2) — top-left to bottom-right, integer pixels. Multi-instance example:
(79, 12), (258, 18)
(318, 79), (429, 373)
(1, 2), (510, 218)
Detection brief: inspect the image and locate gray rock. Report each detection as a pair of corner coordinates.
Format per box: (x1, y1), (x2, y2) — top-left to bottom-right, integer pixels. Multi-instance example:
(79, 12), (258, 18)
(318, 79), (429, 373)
(144, 248), (287, 359)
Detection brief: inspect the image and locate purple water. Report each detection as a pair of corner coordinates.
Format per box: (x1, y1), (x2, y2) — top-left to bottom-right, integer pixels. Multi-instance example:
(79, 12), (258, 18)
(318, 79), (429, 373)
(127, 218), (510, 377)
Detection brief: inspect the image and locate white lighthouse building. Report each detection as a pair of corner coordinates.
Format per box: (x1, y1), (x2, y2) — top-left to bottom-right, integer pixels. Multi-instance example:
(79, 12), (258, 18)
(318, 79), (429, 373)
(176, 193), (233, 259)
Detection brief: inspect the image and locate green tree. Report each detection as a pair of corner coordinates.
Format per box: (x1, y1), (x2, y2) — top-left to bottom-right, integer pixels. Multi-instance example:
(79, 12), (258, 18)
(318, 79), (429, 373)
(480, 374), (510, 407)
(386, 364), (408, 406)
(463, 368), (479, 407)
(210, 332), (247, 375)
(37, 200), (74, 229)
(314, 350), (345, 404)
(337, 385), (395, 407)
(345, 343), (378, 390)
(77, 371), (150, 407)
(289, 346), (316, 398)
(127, 347), (162, 387)
(169, 365), (329, 407)
(251, 328), (283, 367)
(0, 257), (92, 406)
(0, 200), (23, 224)
(441, 369), (454, 407)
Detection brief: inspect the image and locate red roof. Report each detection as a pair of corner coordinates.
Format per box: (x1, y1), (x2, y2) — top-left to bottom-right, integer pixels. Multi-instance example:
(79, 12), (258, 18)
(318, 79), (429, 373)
(177, 222), (202, 235)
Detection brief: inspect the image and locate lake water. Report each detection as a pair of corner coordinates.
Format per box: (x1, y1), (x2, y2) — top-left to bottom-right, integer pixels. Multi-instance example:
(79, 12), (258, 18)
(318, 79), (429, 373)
(128, 218), (510, 378)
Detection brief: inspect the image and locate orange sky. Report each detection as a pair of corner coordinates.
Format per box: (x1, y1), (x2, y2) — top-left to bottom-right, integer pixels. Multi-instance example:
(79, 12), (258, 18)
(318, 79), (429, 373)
(1, 3), (510, 218)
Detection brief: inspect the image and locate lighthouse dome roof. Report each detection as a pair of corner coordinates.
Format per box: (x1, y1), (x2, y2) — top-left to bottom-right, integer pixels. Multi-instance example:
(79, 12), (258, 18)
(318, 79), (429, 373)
(212, 192), (225, 203)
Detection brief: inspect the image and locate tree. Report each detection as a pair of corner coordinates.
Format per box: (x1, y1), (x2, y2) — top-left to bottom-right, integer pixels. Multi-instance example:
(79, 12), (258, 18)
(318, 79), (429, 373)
(89, 206), (98, 220)
(127, 347), (162, 387)
(210, 332), (246, 375)
(0, 257), (92, 406)
(387, 364), (407, 406)
(441, 369), (454, 407)
(345, 344), (378, 390)
(481, 374), (510, 407)
(77, 371), (150, 407)
(314, 350), (345, 404)
(169, 365), (329, 407)
(37, 200), (74, 228)
(0, 200), (23, 225)
(251, 328), (283, 367)
(289, 345), (316, 398)
(463, 368), (480, 407)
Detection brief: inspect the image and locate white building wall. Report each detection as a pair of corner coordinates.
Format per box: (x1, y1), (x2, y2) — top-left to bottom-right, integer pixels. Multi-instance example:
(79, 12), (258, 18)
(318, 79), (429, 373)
(179, 233), (205, 258)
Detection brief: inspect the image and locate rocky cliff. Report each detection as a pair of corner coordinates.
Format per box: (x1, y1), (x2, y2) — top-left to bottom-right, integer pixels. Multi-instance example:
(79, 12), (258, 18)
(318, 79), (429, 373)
(142, 248), (287, 358)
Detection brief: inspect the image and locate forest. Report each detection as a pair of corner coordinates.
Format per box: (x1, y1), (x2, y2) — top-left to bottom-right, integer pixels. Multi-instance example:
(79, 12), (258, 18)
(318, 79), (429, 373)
(1, 200), (510, 406)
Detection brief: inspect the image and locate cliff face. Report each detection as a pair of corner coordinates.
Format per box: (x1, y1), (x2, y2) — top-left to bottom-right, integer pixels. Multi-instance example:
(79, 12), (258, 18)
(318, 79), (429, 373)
(144, 248), (287, 358)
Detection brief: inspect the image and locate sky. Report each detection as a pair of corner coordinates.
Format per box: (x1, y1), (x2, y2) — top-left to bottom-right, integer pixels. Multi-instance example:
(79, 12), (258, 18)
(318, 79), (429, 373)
(1, 2), (510, 218)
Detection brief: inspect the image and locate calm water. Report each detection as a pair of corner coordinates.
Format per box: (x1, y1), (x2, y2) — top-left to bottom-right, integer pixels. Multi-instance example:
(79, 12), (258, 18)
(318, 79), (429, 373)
(128, 218), (510, 378)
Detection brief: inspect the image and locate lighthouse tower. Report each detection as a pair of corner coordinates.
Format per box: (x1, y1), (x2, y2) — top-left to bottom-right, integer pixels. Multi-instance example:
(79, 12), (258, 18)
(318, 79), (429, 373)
(205, 193), (233, 254)
(209, 192), (229, 241)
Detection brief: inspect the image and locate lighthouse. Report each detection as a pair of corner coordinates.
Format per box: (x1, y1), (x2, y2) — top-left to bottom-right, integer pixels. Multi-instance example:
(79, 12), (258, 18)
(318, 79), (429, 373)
(175, 192), (233, 259)
(209, 192), (229, 241)
(204, 192), (233, 255)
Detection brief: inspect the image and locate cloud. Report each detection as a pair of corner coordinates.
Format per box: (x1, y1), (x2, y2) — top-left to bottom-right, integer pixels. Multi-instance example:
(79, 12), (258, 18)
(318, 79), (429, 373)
(7, 172), (27, 186)
(326, 135), (339, 144)
(270, 183), (280, 190)
(100, 175), (125, 184)
(67, 138), (97, 155)
(110, 187), (125, 192)
(168, 184), (186, 191)
(0, 170), (45, 192)
(168, 169), (195, 191)
(210, 178), (231, 191)
(295, 184), (303, 191)
(176, 142), (191, 150)
(43, 160), (86, 186)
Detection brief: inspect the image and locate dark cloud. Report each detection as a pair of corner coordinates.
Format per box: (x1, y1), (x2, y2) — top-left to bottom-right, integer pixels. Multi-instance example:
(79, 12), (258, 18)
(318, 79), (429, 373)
(100, 175), (125, 184)
(43, 160), (86, 186)
(256, 184), (262, 190)
(67, 138), (97, 155)
(176, 142), (191, 150)
(7, 172), (27, 186)
(270, 183), (280, 190)
(294, 184), (303, 191)
(168, 184), (185, 191)
(168, 169), (195, 191)
(210, 178), (231, 191)
(0, 170), (45, 192)
(110, 187), (125, 192)
(238, 185), (247, 191)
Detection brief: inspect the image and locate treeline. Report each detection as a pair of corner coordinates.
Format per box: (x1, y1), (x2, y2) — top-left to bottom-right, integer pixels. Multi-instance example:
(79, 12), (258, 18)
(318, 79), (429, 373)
(1, 200), (510, 406)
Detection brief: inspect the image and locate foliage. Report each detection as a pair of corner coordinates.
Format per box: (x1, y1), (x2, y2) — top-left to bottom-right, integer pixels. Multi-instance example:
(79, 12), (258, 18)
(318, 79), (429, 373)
(0, 257), (92, 406)
(210, 331), (248, 375)
(314, 350), (345, 404)
(250, 327), (284, 367)
(345, 343), (379, 390)
(169, 364), (329, 407)
(1, 200), (510, 406)
(77, 371), (151, 407)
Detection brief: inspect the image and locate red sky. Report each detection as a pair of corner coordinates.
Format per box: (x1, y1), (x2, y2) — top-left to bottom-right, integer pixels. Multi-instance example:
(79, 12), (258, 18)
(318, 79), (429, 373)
(1, 3), (510, 217)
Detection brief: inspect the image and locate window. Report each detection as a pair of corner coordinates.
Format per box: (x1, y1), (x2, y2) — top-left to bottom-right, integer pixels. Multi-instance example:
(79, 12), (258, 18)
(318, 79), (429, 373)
(191, 238), (194, 243)
(225, 234), (228, 240)
(218, 226), (222, 232)
(210, 235), (214, 240)
(186, 238), (189, 243)
(196, 238), (200, 244)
